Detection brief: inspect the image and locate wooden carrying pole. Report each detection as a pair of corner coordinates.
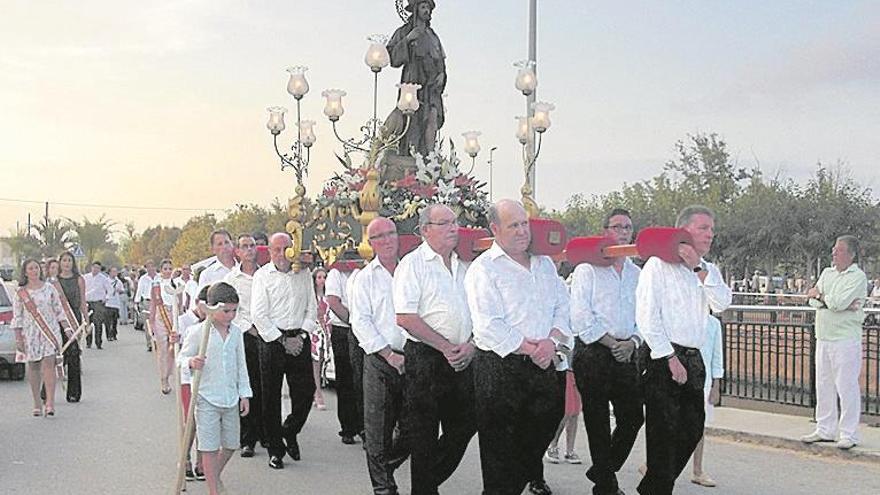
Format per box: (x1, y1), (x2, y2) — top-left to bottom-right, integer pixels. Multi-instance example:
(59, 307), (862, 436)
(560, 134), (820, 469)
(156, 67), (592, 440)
(165, 284), (186, 493)
(172, 303), (223, 495)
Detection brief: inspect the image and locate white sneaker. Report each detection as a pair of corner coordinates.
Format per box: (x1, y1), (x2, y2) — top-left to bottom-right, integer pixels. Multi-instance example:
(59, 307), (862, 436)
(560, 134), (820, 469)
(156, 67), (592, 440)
(544, 447), (560, 464)
(800, 432), (834, 444)
(563, 452), (582, 464)
(837, 439), (857, 450)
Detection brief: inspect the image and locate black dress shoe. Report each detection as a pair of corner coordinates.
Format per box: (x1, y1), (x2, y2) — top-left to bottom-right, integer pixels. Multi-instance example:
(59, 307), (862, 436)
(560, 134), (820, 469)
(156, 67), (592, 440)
(268, 455), (284, 469)
(528, 479), (553, 495)
(241, 445), (255, 458)
(286, 438), (301, 461)
(341, 435), (356, 445)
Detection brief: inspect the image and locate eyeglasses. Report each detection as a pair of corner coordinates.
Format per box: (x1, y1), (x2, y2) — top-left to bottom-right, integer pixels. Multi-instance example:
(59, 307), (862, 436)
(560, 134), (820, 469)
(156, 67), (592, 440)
(369, 231), (398, 241)
(425, 219), (459, 228)
(605, 224), (633, 232)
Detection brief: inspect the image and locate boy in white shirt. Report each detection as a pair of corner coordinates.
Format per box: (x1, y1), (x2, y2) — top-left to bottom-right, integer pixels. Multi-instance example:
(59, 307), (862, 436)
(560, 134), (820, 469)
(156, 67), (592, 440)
(180, 282), (252, 495)
(175, 285), (210, 481)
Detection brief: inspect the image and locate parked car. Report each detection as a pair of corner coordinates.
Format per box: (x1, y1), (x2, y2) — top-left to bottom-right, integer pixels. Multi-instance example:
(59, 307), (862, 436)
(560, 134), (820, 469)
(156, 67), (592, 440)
(0, 282), (25, 380)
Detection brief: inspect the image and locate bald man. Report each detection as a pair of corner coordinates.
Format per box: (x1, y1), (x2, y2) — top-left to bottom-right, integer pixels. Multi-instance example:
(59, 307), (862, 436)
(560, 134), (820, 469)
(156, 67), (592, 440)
(251, 233), (318, 470)
(465, 200), (572, 495)
(351, 217), (410, 495)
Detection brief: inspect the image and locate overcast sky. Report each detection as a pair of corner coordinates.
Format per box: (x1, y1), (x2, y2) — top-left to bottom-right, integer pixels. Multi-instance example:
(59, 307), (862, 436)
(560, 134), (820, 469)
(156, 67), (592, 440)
(1, 0), (878, 236)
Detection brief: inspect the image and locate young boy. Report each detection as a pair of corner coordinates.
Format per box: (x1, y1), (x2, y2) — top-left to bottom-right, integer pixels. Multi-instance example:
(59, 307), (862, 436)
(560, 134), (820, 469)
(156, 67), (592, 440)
(176, 285), (210, 481)
(181, 282), (252, 495)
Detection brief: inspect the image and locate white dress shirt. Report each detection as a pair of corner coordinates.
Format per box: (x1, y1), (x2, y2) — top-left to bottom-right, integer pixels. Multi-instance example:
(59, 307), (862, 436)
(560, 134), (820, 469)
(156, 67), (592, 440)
(174, 277), (199, 309)
(636, 257), (732, 359)
(197, 259), (234, 304)
(465, 242), (572, 357)
(179, 321), (252, 408)
(177, 314), (201, 384)
(153, 276), (179, 307)
(570, 259), (641, 345)
(105, 277), (125, 309)
(251, 262), (318, 343)
(393, 242), (472, 345)
(83, 272), (112, 303)
(351, 258), (407, 354)
(325, 268), (352, 328)
(224, 265), (255, 330)
(135, 273), (157, 303)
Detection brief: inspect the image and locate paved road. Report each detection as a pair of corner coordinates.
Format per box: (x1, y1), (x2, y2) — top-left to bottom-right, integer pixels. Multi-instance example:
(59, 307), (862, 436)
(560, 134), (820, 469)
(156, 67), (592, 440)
(1, 324), (878, 494)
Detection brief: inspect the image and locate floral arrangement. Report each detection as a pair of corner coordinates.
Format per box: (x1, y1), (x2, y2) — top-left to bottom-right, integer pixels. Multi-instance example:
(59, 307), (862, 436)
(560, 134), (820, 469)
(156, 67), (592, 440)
(317, 139), (490, 230)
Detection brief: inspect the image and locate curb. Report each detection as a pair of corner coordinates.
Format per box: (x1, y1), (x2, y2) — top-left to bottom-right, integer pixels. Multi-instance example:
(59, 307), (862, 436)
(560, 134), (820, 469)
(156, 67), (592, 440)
(706, 427), (880, 464)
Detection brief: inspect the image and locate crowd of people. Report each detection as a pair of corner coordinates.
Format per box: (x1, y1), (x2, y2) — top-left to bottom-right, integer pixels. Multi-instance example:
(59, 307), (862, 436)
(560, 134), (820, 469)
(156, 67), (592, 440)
(9, 198), (870, 495)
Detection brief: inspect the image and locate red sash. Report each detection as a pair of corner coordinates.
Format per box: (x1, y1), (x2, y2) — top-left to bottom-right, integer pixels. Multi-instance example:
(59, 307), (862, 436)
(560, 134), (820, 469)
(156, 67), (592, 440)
(50, 278), (81, 327)
(17, 287), (63, 355)
(151, 282), (174, 332)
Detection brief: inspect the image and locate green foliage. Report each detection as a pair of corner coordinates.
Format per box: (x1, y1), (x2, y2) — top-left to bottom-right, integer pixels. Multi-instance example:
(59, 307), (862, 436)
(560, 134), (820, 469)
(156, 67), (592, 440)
(169, 214), (215, 265)
(67, 215), (116, 265)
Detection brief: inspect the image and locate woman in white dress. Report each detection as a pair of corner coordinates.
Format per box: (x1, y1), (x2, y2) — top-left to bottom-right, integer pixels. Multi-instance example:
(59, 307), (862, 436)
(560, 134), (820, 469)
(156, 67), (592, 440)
(11, 259), (73, 417)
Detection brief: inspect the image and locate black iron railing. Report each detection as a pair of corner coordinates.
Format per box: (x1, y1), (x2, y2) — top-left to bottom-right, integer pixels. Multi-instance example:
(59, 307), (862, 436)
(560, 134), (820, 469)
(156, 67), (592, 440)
(721, 305), (880, 415)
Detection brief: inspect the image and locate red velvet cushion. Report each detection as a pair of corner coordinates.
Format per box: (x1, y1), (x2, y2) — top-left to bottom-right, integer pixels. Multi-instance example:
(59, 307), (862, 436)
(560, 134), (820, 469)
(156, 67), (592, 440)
(397, 234), (423, 258)
(565, 235), (618, 267)
(456, 227), (491, 262)
(528, 218), (568, 256)
(328, 260), (364, 272)
(634, 227), (694, 263)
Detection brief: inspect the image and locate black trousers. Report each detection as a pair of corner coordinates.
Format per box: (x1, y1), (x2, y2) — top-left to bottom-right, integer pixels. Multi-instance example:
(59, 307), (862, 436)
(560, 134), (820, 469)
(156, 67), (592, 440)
(364, 353), (409, 495)
(106, 307), (119, 339)
(637, 345), (706, 495)
(473, 349), (564, 495)
(403, 341), (477, 495)
(240, 331), (264, 448)
(572, 341), (644, 495)
(259, 338), (315, 459)
(86, 301), (106, 347)
(60, 327), (81, 402)
(350, 329), (366, 435)
(330, 325), (362, 437)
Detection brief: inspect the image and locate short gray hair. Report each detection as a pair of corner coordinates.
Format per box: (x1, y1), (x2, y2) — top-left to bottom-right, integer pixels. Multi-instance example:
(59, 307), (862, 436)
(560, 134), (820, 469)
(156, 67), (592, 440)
(836, 235), (860, 260)
(419, 204), (446, 228)
(675, 205), (715, 228)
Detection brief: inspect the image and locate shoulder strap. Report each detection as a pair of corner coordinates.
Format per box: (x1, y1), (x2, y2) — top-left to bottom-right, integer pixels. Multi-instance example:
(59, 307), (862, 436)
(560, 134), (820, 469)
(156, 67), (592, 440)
(151, 282), (174, 331)
(51, 279), (80, 327)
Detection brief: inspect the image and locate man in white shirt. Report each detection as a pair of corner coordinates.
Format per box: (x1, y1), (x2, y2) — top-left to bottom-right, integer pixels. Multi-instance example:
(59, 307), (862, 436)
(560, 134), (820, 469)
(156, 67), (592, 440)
(251, 233), (318, 470)
(326, 263), (362, 444)
(175, 264), (199, 311)
(394, 204), (476, 495)
(135, 260), (158, 349)
(465, 200), (572, 495)
(197, 229), (237, 302)
(570, 208), (644, 495)
(635, 205), (732, 495)
(224, 234), (264, 458)
(351, 217), (409, 495)
(84, 261), (112, 349)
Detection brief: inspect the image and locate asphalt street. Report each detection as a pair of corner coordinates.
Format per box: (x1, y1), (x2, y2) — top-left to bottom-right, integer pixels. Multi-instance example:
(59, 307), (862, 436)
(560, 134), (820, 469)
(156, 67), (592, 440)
(1, 323), (878, 494)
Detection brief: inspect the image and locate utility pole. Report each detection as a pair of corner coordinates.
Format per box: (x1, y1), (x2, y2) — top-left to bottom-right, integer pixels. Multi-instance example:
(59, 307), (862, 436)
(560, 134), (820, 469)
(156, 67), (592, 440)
(525, 0), (538, 199)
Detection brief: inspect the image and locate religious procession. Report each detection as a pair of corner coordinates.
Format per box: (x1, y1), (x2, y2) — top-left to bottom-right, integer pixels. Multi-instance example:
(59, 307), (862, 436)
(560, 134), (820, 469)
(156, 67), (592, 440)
(2, 2), (879, 495)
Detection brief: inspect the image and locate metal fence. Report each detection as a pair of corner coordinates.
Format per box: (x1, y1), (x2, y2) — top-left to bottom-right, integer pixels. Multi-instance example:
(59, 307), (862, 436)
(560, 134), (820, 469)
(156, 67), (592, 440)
(721, 305), (880, 415)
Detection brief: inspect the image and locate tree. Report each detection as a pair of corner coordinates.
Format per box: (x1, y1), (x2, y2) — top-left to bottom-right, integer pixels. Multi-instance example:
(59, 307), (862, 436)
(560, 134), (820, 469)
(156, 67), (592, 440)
(1, 227), (41, 272)
(33, 216), (74, 259)
(220, 204), (271, 238)
(68, 215), (115, 265)
(170, 214), (217, 265)
(122, 225), (181, 266)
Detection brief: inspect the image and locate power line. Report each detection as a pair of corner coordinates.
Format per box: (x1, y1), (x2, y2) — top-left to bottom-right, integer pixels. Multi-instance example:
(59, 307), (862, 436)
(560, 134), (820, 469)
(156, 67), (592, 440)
(0, 197), (227, 213)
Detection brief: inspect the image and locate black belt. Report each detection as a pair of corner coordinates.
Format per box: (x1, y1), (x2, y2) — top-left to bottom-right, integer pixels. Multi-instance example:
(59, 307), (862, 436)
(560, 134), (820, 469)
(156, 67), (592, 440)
(672, 343), (700, 356)
(280, 329), (306, 337)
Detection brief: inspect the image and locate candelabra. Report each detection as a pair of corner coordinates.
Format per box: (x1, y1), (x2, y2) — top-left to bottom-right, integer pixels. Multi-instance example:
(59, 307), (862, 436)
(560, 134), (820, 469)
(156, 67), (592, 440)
(514, 59), (555, 217)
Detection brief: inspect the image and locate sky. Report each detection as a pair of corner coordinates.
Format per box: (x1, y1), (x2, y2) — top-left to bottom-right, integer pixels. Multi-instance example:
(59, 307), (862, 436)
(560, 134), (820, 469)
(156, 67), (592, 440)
(1, 0), (878, 238)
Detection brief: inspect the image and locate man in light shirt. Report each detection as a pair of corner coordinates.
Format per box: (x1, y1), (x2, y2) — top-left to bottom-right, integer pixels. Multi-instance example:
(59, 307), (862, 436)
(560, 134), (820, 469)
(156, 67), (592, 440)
(570, 208), (643, 495)
(135, 260), (158, 350)
(224, 234), (264, 458)
(465, 200), (572, 495)
(197, 229), (237, 302)
(251, 233), (318, 470)
(175, 264), (199, 311)
(801, 235), (868, 450)
(84, 261), (112, 349)
(635, 205), (732, 495)
(351, 217), (409, 495)
(394, 204), (476, 495)
(326, 262), (361, 445)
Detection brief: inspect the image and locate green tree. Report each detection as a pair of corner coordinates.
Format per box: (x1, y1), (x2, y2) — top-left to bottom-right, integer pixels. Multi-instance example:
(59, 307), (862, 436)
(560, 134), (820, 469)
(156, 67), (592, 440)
(2, 227), (41, 271)
(170, 214), (217, 265)
(220, 204), (270, 238)
(67, 215), (115, 265)
(33, 216), (74, 259)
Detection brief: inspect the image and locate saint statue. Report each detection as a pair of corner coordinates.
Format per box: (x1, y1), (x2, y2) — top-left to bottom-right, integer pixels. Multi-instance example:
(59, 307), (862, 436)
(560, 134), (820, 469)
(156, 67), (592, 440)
(387, 0), (446, 157)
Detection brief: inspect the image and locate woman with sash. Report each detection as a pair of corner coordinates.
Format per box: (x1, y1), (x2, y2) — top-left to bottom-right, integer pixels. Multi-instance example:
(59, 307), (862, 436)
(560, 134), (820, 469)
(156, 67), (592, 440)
(11, 258), (73, 417)
(56, 252), (87, 402)
(150, 259), (179, 395)
(312, 267), (330, 410)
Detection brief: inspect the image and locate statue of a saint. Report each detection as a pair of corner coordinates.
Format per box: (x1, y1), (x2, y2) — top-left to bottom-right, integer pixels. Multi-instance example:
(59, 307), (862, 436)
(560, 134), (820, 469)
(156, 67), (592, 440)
(387, 0), (446, 157)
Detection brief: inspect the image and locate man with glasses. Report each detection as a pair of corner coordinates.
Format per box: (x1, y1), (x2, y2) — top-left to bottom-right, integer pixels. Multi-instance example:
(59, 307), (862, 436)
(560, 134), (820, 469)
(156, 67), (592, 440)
(570, 208), (643, 495)
(394, 204), (476, 495)
(352, 217), (410, 495)
(224, 234), (265, 458)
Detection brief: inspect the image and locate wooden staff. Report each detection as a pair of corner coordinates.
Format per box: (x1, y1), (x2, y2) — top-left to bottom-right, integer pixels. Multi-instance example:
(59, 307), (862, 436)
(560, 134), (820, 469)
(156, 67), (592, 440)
(61, 311), (93, 354)
(172, 303), (223, 495)
(145, 319), (165, 394)
(164, 283), (186, 492)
